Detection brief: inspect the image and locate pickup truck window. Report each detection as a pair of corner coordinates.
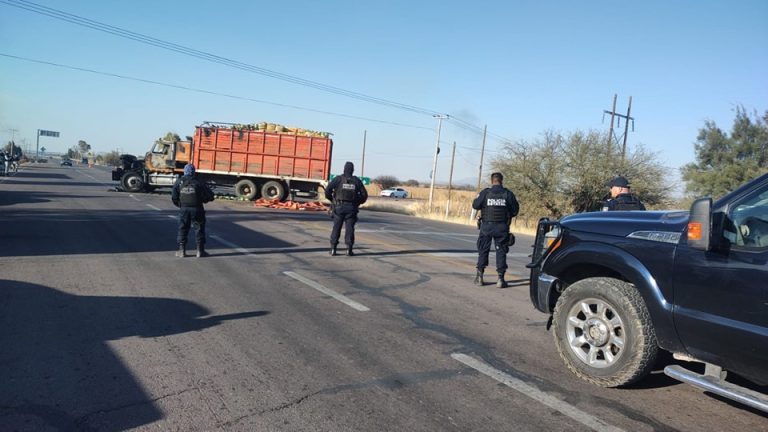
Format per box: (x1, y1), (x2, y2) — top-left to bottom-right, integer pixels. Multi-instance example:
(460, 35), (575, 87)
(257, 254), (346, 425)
(725, 184), (768, 248)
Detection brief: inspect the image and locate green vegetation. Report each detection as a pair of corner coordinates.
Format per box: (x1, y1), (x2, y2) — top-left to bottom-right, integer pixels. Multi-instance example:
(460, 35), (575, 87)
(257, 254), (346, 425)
(681, 107), (768, 198)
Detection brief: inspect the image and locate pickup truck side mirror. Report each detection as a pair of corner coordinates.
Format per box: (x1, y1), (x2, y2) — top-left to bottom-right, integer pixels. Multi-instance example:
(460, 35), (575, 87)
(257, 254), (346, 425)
(688, 197), (713, 251)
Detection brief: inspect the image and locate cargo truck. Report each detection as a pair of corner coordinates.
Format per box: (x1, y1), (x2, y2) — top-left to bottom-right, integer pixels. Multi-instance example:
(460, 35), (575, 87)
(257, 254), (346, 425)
(112, 122), (333, 201)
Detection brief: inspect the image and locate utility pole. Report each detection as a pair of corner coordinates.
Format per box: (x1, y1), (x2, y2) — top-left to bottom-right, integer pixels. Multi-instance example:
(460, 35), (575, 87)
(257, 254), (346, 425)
(445, 141), (456, 219)
(470, 124), (488, 224)
(428, 114), (448, 210)
(603, 94), (635, 162)
(7, 128), (18, 154)
(361, 130), (367, 178)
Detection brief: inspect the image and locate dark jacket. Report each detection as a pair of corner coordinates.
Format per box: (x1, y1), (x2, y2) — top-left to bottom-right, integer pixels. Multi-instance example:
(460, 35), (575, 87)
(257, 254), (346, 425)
(172, 175), (214, 208)
(472, 185), (520, 223)
(602, 193), (645, 211)
(325, 176), (367, 204)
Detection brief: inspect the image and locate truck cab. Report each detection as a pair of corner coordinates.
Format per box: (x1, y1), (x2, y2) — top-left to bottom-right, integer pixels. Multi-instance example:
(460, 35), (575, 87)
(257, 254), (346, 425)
(528, 173), (768, 412)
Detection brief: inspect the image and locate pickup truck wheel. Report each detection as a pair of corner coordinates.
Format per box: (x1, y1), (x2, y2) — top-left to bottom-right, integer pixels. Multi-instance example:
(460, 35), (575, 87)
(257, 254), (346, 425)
(234, 179), (258, 200)
(552, 277), (658, 387)
(121, 172), (145, 193)
(261, 180), (286, 201)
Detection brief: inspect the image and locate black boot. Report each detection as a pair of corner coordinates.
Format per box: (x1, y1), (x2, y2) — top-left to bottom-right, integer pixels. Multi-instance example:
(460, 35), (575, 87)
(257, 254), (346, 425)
(175, 244), (186, 258)
(496, 273), (508, 288)
(346, 245), (354, 256)
(329, 245), (338, 256)
(473, 269), (484, 286)
(196, 244), (209, 258)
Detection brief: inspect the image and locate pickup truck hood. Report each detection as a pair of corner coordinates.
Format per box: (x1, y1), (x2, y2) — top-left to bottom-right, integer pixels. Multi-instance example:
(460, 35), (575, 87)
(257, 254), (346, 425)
(560, 210), (690, 237)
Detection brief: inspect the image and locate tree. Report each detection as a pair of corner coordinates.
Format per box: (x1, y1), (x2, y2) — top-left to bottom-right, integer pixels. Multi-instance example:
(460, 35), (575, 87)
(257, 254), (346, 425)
(492, 129), (672, 222)
(404, 179), (420, 187)
(102, 151), (121, 166)
(4, 141), (22, 158)
(162, 132), (181, 142)
(78, 140), (91, 155)
(681, 107), (768, 198)
(373, 175), (399, 190)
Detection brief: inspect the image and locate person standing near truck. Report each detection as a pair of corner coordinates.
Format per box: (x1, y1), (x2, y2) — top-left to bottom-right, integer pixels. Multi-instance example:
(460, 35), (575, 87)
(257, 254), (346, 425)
(602, 176), (645, 211)
(325, 161), (368, 256)
(171, 164), (214, 258)
(472, 172), (520, 288)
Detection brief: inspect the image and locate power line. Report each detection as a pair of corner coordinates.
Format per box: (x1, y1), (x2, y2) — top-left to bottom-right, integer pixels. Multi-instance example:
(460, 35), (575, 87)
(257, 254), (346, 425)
(1, 0), (444, 117)
(1, 0), (516, 145)
(0, 53), (433, 131)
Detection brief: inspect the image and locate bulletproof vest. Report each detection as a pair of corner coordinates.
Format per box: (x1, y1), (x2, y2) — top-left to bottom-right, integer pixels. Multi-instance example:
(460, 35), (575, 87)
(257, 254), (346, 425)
(612, 194), (643, 211)
(483, 189), (509, 222)
(179, 177), (199, 207)
(335, 176), (357, 202)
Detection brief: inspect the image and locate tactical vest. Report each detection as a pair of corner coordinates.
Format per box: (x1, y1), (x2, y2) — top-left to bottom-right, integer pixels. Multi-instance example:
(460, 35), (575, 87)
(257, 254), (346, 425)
(179, 178), (199, 207)
(335, 176), (357, 202)
(483, 189), (509, 222)
(611, 194), (643, 211)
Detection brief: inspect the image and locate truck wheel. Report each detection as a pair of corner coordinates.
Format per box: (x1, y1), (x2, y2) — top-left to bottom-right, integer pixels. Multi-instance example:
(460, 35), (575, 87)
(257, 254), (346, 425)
(552, 277), (658, 387)
(235, 179), (258, 200)
(121, 172), (145, 193)
(261, 180), (286, 201)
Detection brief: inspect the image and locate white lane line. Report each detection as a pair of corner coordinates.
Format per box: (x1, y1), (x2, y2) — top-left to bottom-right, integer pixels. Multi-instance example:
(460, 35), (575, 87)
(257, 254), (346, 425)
(451, 353), (625, 432)
(427, 252), (530, 259)
(356, 229), (477, 238)
(283, 271), (370, 312)
(209, 234), (252, 255)
(146, 204), (162, 211)
(129, 194), (140, 201)
(166, 215), (176, 219)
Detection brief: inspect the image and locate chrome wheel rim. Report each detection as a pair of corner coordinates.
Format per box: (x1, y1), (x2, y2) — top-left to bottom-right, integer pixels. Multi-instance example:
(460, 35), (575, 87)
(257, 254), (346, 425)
(565, 298), (626, 368)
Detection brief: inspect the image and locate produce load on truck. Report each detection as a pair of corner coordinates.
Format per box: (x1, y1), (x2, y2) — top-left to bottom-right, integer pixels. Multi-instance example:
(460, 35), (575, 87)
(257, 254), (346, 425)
(112, 122), (333, 201)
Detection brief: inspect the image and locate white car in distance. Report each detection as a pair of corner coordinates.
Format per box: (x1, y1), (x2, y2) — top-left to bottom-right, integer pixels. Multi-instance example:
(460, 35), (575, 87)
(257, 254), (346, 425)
(380, 187), (408, 198)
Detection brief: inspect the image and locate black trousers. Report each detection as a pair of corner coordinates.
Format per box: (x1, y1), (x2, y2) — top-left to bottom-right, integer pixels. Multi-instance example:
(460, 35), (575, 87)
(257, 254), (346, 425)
(177, 206), (206, 246)
(330, 204), (358, 246)
(476, 222), (510, 274)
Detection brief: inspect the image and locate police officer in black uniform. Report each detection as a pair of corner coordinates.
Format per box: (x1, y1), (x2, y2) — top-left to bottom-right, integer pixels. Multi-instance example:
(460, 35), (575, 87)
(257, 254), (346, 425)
(472, 172), (520, 288)
(602, 176), (645, 211)
(325, 161), (368, 256)
(171, 163), (215, 258)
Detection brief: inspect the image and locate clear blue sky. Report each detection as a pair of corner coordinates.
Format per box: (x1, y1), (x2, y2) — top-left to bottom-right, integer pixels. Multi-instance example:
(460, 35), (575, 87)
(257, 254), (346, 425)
(1, 0), (766, 186)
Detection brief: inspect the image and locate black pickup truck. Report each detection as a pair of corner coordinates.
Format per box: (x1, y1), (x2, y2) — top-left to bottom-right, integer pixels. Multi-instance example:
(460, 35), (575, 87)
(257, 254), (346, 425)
(527, 173), (768, 412)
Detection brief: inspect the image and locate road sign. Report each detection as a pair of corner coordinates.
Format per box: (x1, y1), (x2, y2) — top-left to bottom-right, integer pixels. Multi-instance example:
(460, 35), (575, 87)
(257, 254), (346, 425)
(39, 130), (60, 137)
(330, 174), (370, 185)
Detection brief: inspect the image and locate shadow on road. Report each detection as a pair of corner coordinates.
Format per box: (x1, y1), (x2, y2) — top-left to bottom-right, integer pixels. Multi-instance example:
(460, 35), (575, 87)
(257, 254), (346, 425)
(0, 279), (269, 431)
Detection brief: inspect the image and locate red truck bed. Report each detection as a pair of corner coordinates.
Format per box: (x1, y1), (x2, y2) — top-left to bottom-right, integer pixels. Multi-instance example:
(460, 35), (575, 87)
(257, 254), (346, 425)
(192, 125), (332, 181)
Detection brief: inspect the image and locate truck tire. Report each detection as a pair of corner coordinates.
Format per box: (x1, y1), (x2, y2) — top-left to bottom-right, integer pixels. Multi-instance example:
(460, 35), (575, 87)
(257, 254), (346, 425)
(552, 277), (658, 387)
(121, 172), (145, 193)
(234, 179), (258, 200)
(261, 180), (286, 201)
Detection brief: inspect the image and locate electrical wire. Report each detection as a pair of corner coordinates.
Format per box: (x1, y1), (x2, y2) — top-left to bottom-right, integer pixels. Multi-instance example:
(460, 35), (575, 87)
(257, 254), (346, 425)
(0, 52), (433, 131)
(1, 0), (517, 144)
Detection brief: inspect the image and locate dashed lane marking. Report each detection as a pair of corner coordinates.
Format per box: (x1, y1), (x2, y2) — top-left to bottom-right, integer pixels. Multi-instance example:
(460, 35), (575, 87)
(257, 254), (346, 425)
(283, 271), (370, 312)
(146, 204), (162, 211)
(451, 353), (625, 432)
(209, 234), (252, 255)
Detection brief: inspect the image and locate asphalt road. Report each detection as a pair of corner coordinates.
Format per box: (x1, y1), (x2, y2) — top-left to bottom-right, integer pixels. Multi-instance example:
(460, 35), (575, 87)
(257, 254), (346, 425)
(1, 163), (766, 432)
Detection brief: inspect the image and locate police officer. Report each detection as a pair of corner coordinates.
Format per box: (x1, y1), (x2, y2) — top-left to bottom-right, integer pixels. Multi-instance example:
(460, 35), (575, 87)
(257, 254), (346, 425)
(171, 163), (214, 258)
(602, 176), (645, 211)
(472, 172), (520, 288)
(325, 161), (368, 256)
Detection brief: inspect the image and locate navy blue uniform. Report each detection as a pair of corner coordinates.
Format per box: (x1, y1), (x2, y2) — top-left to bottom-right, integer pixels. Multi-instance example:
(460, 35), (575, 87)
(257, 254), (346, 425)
(472, 185), (520, 274)
(602, 193), (645, 211)
(325, 173), (368, 249)
(172, 175), (214, 247)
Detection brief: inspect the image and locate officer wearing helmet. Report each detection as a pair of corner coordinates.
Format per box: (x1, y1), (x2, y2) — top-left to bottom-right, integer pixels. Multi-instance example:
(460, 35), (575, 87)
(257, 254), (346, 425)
(472, 172), (520, 288)
(171, 163), (215, 258)
(325, 161), (368, 256)
(602, 176), (645, 211)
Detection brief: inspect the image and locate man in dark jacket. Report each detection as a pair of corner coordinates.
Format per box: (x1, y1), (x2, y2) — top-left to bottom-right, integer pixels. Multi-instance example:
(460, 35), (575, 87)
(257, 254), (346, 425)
(325, 161), (368, 256)
(602, 176), (645, 211)
(472, 172), (520, 288)
(171, 164), (215, 258)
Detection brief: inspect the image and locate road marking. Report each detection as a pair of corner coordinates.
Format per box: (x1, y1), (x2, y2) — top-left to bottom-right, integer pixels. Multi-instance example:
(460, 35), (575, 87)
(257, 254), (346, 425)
(166, 215), (176, 219)
(283, 271), (370, 312)
(209, 234), (252, 255)
(146, 204), (162, 211)
(451, 353), (625, 432)
(356, 229), (477, 238)
(129, 194), (140, 201)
